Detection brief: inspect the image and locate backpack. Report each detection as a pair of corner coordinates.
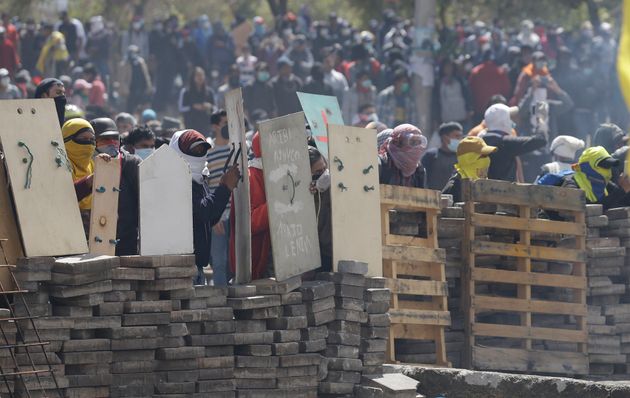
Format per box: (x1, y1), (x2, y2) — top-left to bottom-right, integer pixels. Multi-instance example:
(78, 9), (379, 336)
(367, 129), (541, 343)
(535, 169), (574, 187)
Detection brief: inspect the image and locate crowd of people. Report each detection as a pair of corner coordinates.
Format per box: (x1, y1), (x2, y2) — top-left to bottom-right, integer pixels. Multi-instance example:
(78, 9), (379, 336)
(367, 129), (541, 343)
(1, 7), (630, 285)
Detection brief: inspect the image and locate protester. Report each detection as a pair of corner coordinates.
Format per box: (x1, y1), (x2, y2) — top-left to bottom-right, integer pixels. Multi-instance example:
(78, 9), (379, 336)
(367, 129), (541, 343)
(115, 112), (137, 136)
(62, 118), (96, 233)
(83, 63), (106, 108)
(433, 58), (472, 128)
(559, 146), (630, 210)
(342, 69), (376, 125)
(422, 122), (464, 191)
(538, 135), (585, 179)
(468, 50), (512, 122)
(170, 129), (240, 285)
(36, 22), (69, 78)
(124, 125), (155, 158)
(123, 44), (152, 114)
(271, 57), (302, 116)
(378, 69), (416, 126)
(91, 117), (142, 256)
(230, 132), (269, 280)
(0, 27), (20, 76)
(442, 136), (497, 202)
(301, 62), (333, 96)
(309, 146), (332, 272)
(243, 62), (275, 119)
(0, 68), (21, 99)
(480, 103), (546, 182)
(34, 77), (66, 127)
(205, 124), (233, 286)
(592, 124), (627, 156)
(378, 123), (427, 188)
(179, 66), (215, 135)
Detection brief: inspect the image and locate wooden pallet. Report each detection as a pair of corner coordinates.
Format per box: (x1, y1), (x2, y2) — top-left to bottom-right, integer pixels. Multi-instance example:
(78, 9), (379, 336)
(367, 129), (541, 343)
(461, 179), (588, 375)
(380, 184), (451, 367)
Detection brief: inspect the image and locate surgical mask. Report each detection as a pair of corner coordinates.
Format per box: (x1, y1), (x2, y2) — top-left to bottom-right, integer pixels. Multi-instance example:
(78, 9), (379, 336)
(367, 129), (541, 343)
(135, 147), (155, 160)
(447, 138), (461, 152)
(400, 82), (410, 93)
(257, 71), (270, 82)
(0, 77), (9, 87)
(360, 79), (372, 89)
(96, 144), (119, 157)
(132, 21), (143, 30)
(535, 61), (546, 70)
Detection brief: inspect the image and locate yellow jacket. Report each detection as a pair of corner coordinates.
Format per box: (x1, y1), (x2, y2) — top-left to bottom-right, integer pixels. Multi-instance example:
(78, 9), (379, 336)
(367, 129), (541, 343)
(36, 32), (69, 74)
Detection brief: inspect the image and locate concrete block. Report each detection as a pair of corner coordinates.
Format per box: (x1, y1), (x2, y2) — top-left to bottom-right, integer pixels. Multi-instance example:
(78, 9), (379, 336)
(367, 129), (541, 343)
(267, 316), (308, 330)
(334, 284), (364, 299)
(155, 265), (198, 279)
(305, 296), (335, 313)
(139, 278), (192, 291)
(235, 355), (279, 368)
(234, 306), (282, 320)
(306, 307), (335, 326)
(325, 344), (360, 358)
(300, 280), (335, 301)
(272, 342), (300, 355)
(338, 260), (369, 275)
(111, 266), (155, 280)
(234, 345), (272, 356)
(124, 300), (172, 313)
(281, 291), (303, 305)
(252, 276), (301, 295)
(273, 329), (301, 343)
(317, 272), (365, 287)
(300, 338), (327, 353)
(364, 288), (391, 302)
(49, 280), (112, 298)
(227, 284), (258, 298)
(122, 312), (170, 326)
(301, 326), (328, 341)
(227, 295), (282, 310)
(53, 255), (119, 274)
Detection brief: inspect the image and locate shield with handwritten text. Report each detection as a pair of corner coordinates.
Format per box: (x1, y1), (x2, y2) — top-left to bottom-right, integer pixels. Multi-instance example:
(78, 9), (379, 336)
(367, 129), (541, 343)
(258, 112), (321, 281)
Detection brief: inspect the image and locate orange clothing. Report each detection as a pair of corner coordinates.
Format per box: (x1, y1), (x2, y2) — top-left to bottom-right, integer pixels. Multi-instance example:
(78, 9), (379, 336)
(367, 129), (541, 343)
(510, 63), (550, 106)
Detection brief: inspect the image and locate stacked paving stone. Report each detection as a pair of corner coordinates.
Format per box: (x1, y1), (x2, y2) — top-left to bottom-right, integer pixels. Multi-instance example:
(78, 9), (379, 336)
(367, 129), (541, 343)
(361, 275), (390, 378)
(598, 206), (630, 377)
(436, 200), (466, 368)
(185, 285), (235, 397)
(47, 255), (122, 397)
(582, 205), (627, 377)
(316, 262), (371, 397)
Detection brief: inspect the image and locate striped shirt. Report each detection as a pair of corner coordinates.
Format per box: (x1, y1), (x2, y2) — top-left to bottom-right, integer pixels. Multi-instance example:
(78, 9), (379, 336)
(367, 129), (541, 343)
(206, 143), (232, 218)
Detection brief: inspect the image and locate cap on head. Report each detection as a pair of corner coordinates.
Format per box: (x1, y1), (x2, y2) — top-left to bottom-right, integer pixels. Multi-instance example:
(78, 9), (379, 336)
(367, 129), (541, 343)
(484, 104), (512, 133)
(550, 135), (585, 160)
(456, 136), (497, 157)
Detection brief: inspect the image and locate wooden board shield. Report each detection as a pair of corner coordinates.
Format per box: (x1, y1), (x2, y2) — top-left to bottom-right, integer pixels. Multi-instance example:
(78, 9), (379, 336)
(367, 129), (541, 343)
(297, 92), (344, 159)
(328, 124), (382, 276)
(88, 156), (121, 255)
(0, 156), (22, 290)
(225, 88), (252, 283)
(258, 112), (321, 281)
(0, 99), (87, 257)
(139, 145), (193, 256)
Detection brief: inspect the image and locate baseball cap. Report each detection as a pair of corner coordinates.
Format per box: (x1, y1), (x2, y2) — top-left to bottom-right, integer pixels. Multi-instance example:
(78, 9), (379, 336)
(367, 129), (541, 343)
(550, 135), (585, 160)
(456, 136), (497, 157)
(484, 104), (513, 133)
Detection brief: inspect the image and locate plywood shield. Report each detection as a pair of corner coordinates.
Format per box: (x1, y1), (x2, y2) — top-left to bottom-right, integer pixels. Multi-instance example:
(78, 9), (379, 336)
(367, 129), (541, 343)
(225, 88), (252, 283)
(0, 99), (87, 257)
(258, 112), (321, 281)
(328, 124), (382, 276)
(297, 92), (344, 159)
(139, 145), (193, 255)
(88, 156), (121, 255)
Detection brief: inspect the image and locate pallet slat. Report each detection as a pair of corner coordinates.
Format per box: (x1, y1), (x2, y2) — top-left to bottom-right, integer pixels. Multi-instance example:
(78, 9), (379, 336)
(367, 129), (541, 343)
(383, 244), (446, 264)
(380, 184), (441, 209)
(472, 268), (586, 289)
(471, 213), (585, 236)
(473, 322), (587, 343)
(472, 346), (589, 375)
(389, 309), (451, 326)
(472, 240), (585, 263)
(473, 295), (587, 316)
(385, 278), (447, 297)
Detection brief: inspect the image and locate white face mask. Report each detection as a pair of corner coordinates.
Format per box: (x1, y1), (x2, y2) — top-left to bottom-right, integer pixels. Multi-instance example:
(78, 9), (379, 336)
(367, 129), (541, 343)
(315, 169), (331, 192)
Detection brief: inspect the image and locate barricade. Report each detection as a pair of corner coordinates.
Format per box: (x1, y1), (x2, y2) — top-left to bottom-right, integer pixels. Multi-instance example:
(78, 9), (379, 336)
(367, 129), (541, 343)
(461, 179), (588, 375)
(380, 185), (451, 366)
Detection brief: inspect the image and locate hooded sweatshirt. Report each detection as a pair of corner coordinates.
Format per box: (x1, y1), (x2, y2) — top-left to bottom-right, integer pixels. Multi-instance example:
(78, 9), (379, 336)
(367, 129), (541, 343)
(170, 130), (231, 270)
(229, 132), (271, 280)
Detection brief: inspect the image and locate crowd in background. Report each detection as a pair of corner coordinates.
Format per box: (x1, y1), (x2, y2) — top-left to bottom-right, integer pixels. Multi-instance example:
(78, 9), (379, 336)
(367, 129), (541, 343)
(1, 6), (630, 285)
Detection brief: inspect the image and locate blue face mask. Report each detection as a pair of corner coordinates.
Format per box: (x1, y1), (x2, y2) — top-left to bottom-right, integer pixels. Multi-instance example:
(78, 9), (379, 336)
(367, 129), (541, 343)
(135, 147), (155, 160)
(447, 138), (461, 152)
(400, 82), (410, 93)
(257, 71), (270, 82)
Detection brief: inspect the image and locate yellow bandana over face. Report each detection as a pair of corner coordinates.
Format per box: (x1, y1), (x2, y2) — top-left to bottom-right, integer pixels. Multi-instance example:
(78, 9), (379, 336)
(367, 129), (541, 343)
(62, 119), (96, 210)
(455, 152), (491, 180)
